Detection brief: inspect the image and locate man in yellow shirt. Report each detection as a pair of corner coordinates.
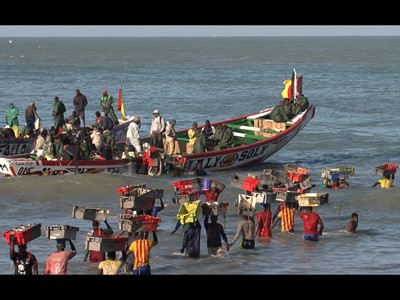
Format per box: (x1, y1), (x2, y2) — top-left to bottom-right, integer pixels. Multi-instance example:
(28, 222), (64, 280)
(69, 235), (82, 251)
(372, 173), (394, 188)
(98, 251), (125, 275)
(271, 202), (296, 233)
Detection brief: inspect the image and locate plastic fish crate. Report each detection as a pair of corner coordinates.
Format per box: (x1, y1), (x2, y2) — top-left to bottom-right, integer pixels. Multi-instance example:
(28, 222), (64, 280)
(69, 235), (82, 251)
(275, 190), (298, 202)
(176, 200), (201, 224)
(2, 223), (41, 245)
(85, 235), (129, 252)
(119, 191), (156, 212)
(237, 194), (257, 216)
(296, 193), (329, 207)
(115, 183), (146, 195)
(45, 225), (79, 240)
(375, 164), (398, 176)
(72, 206), (109, 221)
(251, 191), (276, 204)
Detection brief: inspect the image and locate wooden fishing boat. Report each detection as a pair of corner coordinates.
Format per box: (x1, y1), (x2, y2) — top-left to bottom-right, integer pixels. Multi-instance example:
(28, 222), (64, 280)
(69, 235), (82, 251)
(0, 156), (129, 177)
(142, 69), (315, 176)
(0, 116), (135, 157)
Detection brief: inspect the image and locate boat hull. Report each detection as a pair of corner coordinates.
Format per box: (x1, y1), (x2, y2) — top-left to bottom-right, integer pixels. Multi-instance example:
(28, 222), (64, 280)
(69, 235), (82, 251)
(170, 105), (315, 172)
(0, 157), (129, 177)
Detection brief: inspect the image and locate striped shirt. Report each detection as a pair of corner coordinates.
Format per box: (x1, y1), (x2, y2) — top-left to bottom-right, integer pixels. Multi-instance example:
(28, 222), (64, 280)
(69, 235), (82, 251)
(129, 239), (156, 270)
(277, 208), (295, 232)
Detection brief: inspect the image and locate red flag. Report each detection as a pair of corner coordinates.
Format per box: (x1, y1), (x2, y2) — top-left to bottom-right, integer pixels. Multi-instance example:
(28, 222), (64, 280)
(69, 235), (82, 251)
(117, 85), (126, 119)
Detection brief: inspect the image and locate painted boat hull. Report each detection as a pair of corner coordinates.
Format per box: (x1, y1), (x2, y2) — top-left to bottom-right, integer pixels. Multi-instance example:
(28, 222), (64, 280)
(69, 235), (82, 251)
(0, 157), (129, 177)
(151, 105), (315, 173)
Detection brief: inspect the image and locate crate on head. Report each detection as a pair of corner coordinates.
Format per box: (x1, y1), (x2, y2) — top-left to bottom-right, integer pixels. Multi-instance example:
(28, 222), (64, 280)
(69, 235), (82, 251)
(251, 191), (276, 204)
(177, 200), (201, 225)
(119, 189), (156, 212)
(375, 164), (398, 177)
(296, 193), (329, 207)
(72, 206), (110, 221)
(237, 194), (257, 216)
(115, 183), (146, 196)
(85, 235), (128, 252)
(275, 190), (298, 202)
(45, 225), (79, 240)
(2, 223), (41, 245)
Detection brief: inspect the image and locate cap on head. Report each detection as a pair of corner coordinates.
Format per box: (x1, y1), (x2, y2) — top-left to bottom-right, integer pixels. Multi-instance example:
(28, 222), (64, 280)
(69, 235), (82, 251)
(101, 112), (106, 117)
(102, 89), (108, 95)
(153, 109), (159, 114)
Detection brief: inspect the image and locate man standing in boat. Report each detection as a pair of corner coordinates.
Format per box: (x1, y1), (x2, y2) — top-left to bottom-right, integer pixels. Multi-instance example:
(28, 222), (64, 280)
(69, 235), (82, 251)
(52, 96), (67, 134)
(99, 89), (119, 125)
(73, 89), (88, 127)
(150, 109), (165, 148)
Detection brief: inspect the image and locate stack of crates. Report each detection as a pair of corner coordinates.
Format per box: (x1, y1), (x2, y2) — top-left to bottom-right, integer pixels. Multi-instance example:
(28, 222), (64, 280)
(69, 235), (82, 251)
(374, 164), (398, 177)
(119, 188), (163, 212)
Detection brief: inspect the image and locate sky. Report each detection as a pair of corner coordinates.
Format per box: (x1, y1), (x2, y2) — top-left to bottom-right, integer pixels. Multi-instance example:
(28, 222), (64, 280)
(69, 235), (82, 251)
(0, 26), (399, 37)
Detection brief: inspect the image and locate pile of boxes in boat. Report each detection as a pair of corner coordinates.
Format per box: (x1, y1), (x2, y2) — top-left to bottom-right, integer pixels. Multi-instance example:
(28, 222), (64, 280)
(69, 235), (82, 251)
(172, 178), (229, 225)
(231, 165), (328, 215)
(321, 166), (355, 189)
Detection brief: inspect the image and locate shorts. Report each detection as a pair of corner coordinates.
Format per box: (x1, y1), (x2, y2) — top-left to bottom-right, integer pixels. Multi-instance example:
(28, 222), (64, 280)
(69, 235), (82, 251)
(240, 239), (255, 249)
(303, 234), (319, 242)
(132, 265), (151, 275)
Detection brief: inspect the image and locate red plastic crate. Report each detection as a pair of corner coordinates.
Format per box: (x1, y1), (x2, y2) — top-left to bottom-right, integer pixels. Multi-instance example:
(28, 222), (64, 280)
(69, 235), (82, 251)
(133, 215), (161, 232)
(115, 183), (146, 195)
(375, 164), (398, 176)
(288, 172), (306, 183)
(272, 187), (289, 192)
(242, 177), (260, 192)
(173, 179), (194, 191)
(2, 223), (41, 245)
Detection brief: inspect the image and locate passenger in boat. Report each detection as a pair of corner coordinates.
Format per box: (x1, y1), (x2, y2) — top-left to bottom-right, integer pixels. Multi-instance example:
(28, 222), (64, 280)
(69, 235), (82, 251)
(193, 132), (207, 154)
(52, 96), (67, 134)
(65, 110), (81, 131)
(90, 125), (102, 153)
(255, 203), (272, 238)
(84, 220), (114, 263)
(99, 89), (119, 125)
(44, 239), (77, 275)
(2, 125), (16, 138)
(187, 121), (200, 154)
(372, 173), (395, 188)
(214, 124), (234, 151)
(42, 128), (56, 159)
(150, 109), (166, 148)
(9, 235), (39, 275)
(126, 116), (142, 158)
(230, 214), (256, 249)
(73, 89), (88, 127)
(345, 212), (358, 233)
(102, 112), (114, 131)
(298, 206), (324, 242)
(6, 102), (20, 137)
(201, 119), (215, 139)
(99, 127), (116, 160)
(94, 111), (104, 128)
(25, 101), (41, 136)
(165, 119), (177, 155)
(77, 127), (94, 159)
(271, 201), (296, 233)
(34, 128), (47, 157)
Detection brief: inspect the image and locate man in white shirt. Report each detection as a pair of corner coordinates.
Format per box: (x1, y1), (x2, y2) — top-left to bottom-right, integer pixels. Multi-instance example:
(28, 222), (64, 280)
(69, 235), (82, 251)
(126, 116), (142, 157)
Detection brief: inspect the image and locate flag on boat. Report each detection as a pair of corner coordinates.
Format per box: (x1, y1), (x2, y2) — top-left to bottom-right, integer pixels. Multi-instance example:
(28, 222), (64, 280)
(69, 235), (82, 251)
(117, 85), (126, 120)
(281, 69), (303, 101)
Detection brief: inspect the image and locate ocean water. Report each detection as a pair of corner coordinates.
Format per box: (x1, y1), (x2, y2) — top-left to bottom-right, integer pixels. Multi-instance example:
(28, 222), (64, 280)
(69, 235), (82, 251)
(0, 36), (399, 275)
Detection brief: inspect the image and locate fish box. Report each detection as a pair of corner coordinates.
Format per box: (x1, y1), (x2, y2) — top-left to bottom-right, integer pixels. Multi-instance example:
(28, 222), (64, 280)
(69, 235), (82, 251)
(285, 164), (309, 174)
(85, 235), (128, 252)
(119, 196), (155, 212)
(251, 192), (276, 204)
(375, 164), (398, 176)
(115, 183), (146, 195)
(176, 193), (190, 204)
(118, 214), (160, 233)
(177, 200), (201, 225)
(202, 201), (220, 216)
(2, 223), (41, 245)
(72, 206), (109, 221)
(296, 193), (329, 207)
(237, 194), (257, 216)
(45, 225), (79, 240)
(275, 190), (298, 202)
(173, 179), (202, 191)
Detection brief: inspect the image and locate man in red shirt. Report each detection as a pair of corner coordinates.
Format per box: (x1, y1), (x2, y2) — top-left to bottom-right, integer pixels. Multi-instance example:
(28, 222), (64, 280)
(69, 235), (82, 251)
(84, 220), (113, 263)
(298, 206), (324, 242)
(255, 203), (272, 238)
